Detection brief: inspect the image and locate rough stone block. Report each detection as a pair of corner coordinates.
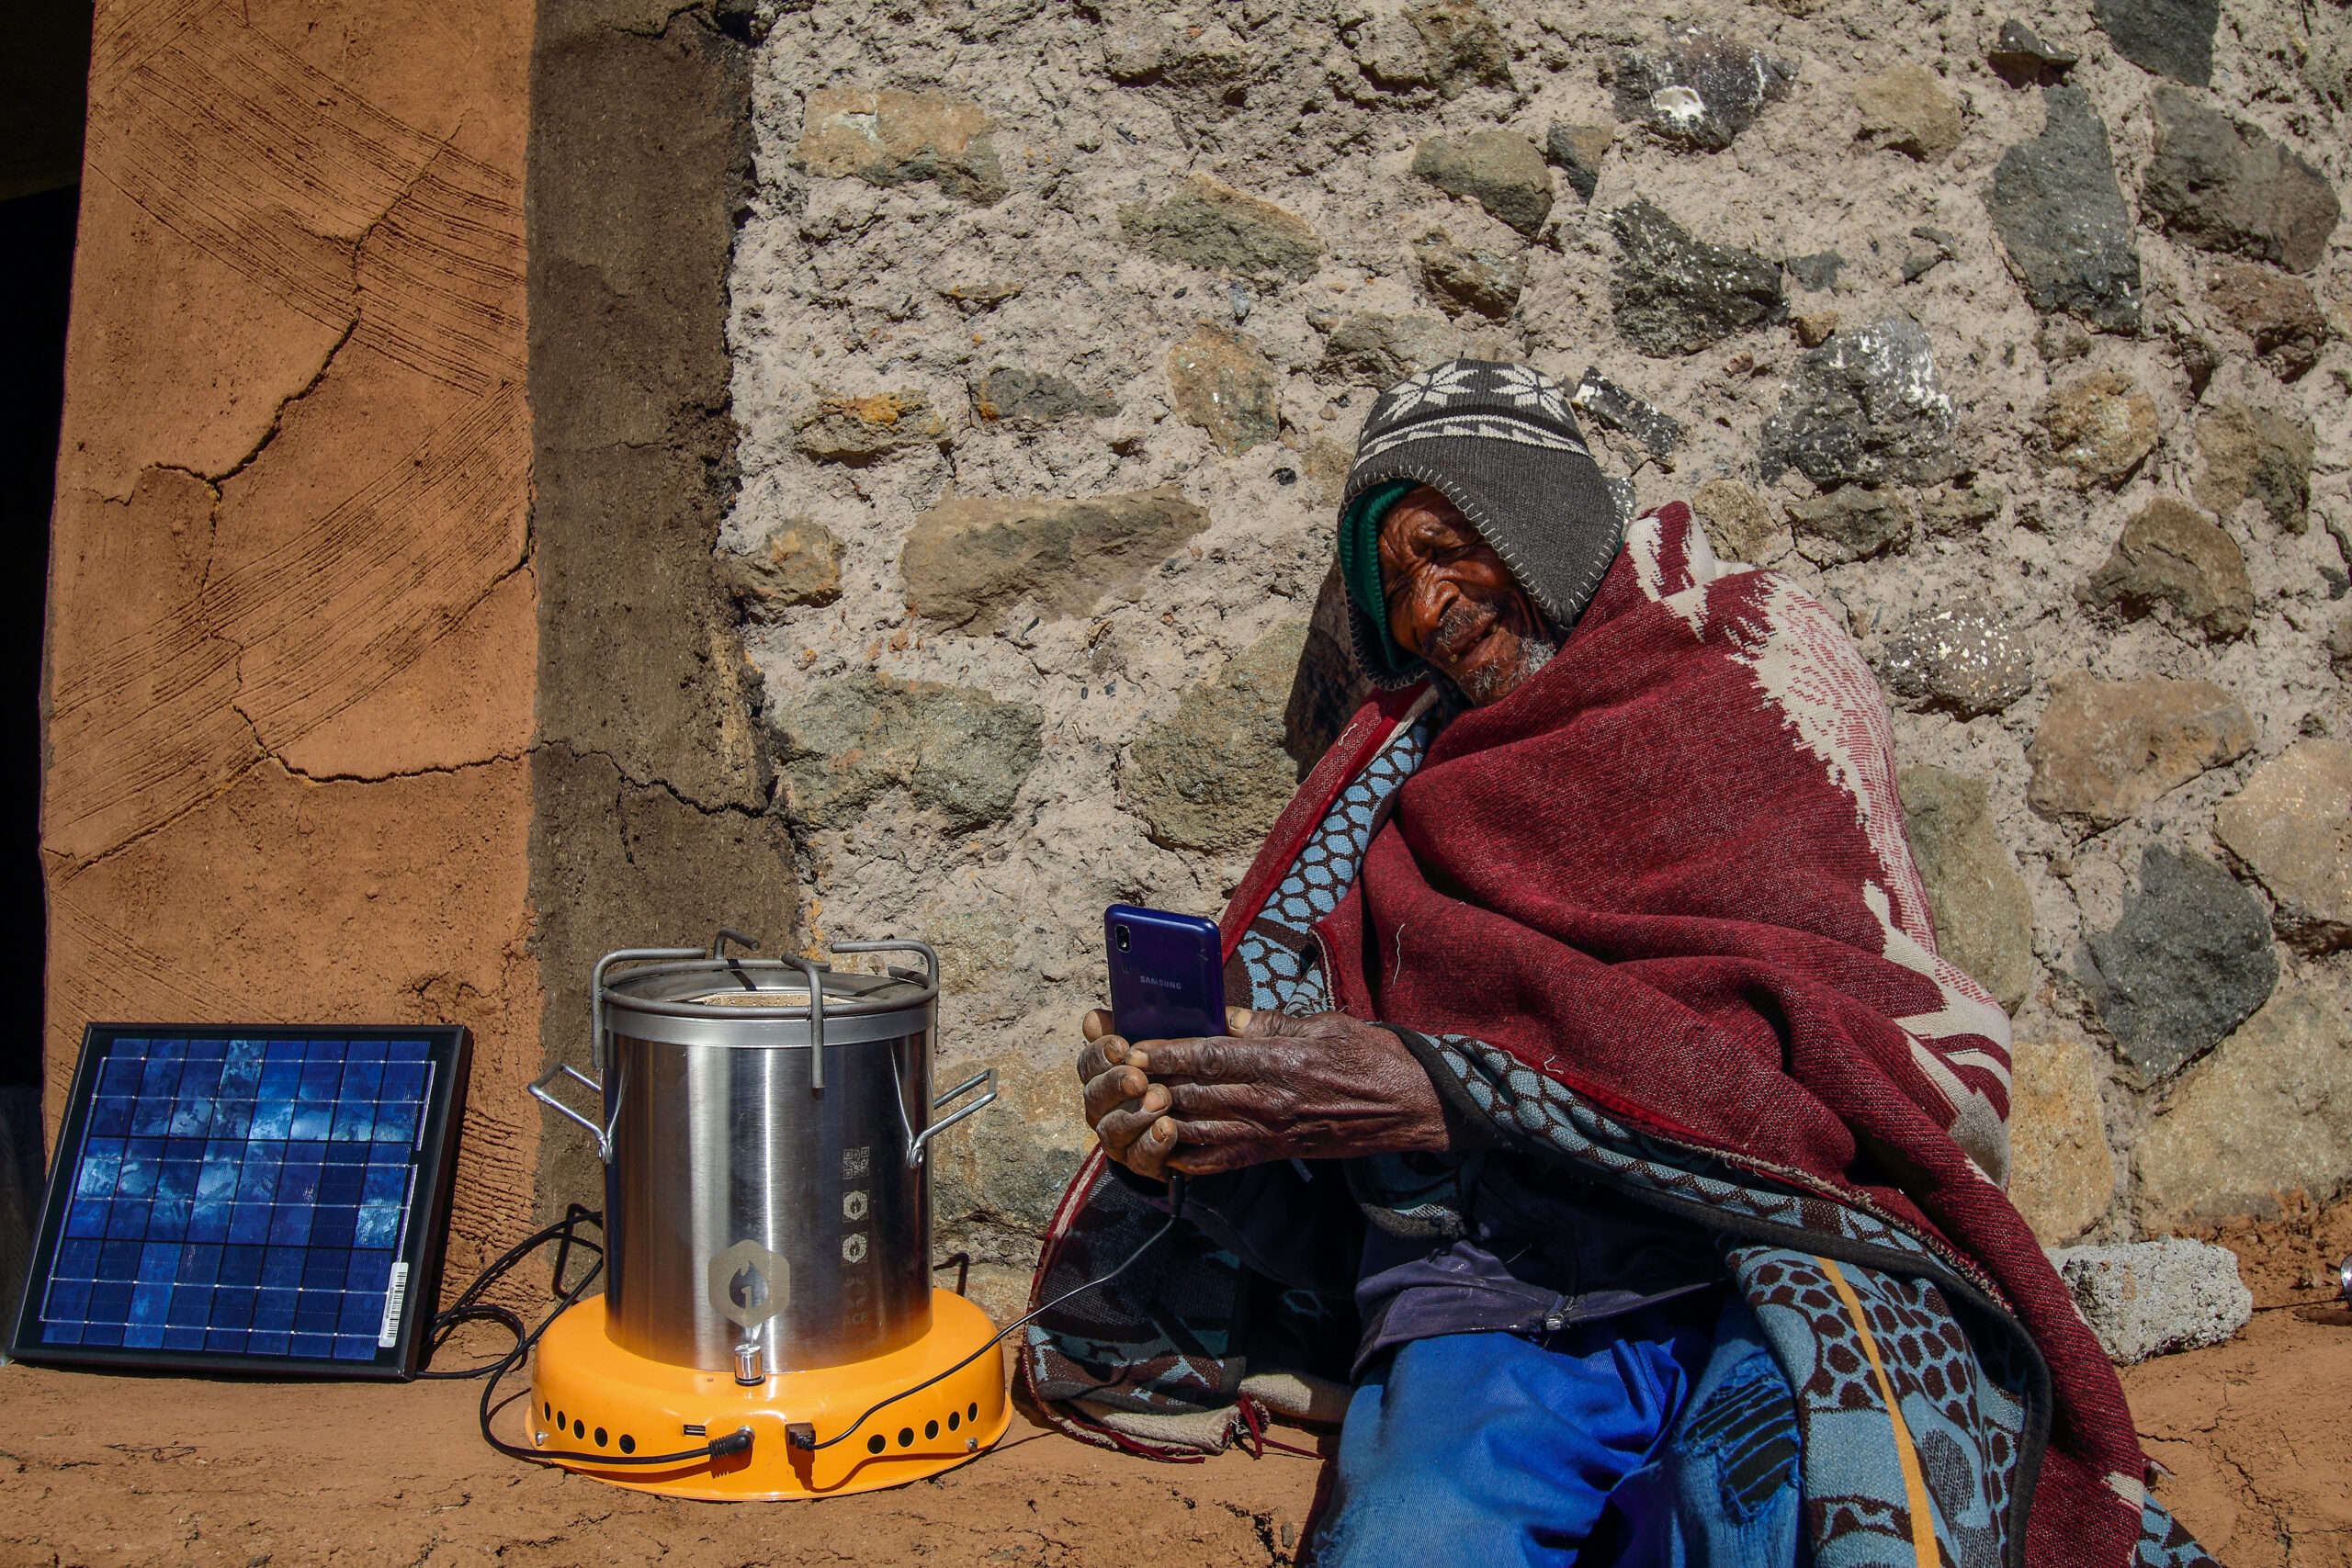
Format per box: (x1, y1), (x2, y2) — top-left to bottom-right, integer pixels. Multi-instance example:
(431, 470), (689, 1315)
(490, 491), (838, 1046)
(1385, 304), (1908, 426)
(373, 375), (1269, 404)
(2026, 671), (2253, 829)
(1855, 64), (1964, 162)
(2136, 984), (2352, 1229)
(1879, 608), (2034, 720)
(973, 367), (1118, 425)
(2330, 609), (2352, 679)
(1411, 130), (1554, 238)
(2080, 497), (2252, 639)
(2079, 846), (2278, 1078)
(1792, 310), (1839, 347)
(1758, 317), (1959, 488)
(2195, 398), (2313, 534)
(768, 673), (1043, 833)
(721, 518), (843, 617)
(1608, 199), (1784, 356)
(1917, 484), (2003, 537)
(2214, 741), (2352, 953)
(2007, 1039), (2115, 1243)
(1315, 311), (1464, 383)
(1168, 326), (1282, 455)
(1123, 621), (1312, 852)
(1417, 231), (1526, 321)
(1570, 368), (1683, 458)
(1986, 86), (2142, 332)
(2051, 1240), (2251, 1363)
(1898, 766), (2038, 1013)
(793, 389), (953, 460)
(1688, 479), (1783, 564)
(1786, 488), (1914, 566)
(2040, 371), (2157, 490)
(797, 88), (1007, 204)
(1545, 122), (1612, 203)
(1119, 176), (1325, 281)
(1783, 252), (1843, 292)
(2094, 0), (2219, 86)
(2205, 264), (2330, 380)
(1613, 29), (1795, 151)
(1360, 0), (1514, 98)
(901, 486), (1210, 628)
(1987, 19), (2077, 86)
(2143, 86), (2342, 273)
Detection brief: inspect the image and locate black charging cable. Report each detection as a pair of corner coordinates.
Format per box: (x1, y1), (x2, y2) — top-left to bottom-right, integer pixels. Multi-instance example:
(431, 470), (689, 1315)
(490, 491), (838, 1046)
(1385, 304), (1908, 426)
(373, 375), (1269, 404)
(424, 1205), (753, 1468)
(794, 1172), (1190, 1454)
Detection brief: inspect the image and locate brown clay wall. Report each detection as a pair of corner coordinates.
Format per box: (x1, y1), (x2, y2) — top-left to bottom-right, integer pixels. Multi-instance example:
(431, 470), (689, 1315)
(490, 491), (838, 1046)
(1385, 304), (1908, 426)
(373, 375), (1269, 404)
(41, 0), (543, 1286)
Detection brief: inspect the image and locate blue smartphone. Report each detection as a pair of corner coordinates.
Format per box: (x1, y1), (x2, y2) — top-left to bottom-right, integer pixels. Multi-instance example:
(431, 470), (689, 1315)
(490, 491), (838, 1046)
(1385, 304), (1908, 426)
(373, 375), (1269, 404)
(1104, 904), (1227, 1043)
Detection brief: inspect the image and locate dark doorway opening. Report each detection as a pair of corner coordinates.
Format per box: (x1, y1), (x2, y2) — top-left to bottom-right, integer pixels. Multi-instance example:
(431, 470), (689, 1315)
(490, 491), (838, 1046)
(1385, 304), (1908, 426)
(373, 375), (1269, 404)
(1, 0), (91, 1322)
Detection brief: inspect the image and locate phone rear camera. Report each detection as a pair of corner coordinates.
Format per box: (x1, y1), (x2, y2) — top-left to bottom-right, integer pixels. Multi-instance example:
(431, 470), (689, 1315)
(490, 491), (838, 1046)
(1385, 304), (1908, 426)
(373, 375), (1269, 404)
(1114, 924), (1131, 953)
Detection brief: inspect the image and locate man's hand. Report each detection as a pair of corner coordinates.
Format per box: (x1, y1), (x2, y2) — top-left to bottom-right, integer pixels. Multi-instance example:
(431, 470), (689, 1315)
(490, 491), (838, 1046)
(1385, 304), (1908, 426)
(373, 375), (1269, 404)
(1074, 1007), (1452, 1179)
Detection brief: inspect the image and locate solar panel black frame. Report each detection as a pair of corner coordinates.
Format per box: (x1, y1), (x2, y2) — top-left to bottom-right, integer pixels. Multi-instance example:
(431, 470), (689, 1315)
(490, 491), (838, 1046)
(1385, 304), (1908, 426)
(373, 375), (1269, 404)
(8, 1022), (470, 1380)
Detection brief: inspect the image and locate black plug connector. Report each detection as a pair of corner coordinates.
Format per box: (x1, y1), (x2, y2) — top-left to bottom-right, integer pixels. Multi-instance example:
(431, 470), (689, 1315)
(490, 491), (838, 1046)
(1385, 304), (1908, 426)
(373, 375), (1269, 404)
(786, 1422), (817, 1451)
(708, 1427), (754, 1458)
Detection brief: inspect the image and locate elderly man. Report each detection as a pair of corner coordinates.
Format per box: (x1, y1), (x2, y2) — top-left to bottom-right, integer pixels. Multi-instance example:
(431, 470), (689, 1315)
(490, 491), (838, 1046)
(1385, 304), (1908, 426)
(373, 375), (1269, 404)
(1019, 362), (2211, 1568)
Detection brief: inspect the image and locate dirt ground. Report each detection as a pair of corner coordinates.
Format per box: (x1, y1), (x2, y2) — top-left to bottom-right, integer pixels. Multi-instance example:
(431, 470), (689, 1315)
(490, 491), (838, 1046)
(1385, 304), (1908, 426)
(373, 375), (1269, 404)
(5, 1211), (2350, 1568)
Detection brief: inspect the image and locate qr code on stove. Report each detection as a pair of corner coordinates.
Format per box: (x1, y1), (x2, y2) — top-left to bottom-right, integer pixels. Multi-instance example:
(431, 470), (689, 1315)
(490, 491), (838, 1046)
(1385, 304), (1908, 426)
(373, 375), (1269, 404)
(842, 1145), (870, 1179)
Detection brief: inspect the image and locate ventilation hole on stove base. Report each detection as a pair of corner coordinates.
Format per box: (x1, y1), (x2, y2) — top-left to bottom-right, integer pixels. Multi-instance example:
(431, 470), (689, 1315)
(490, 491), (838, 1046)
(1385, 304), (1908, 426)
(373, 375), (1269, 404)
(619, 1435), (636, 1454)
(594, 1427), (607, 1448)
(898, 1427), (914, 1448)
(867, 1434), (886, 1454)
(573, 1419), (585, 1439)
(924, 1419), (938, 1440)
(947, 1410), (960, 1431)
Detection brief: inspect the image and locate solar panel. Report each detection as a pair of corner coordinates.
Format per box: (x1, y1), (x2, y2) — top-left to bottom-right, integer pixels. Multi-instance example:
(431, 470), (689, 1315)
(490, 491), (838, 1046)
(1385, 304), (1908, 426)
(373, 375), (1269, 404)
(8, 1024), (469, 1378)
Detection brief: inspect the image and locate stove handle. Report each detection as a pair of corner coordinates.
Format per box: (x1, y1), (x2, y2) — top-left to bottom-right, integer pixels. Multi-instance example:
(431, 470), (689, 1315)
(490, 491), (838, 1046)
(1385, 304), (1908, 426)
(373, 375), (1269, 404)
(533, 945), (707, 1162)
(906, 1067), (997, 1168)
(528, 1062), (615, 1164)
(593, 946), (708, 1074)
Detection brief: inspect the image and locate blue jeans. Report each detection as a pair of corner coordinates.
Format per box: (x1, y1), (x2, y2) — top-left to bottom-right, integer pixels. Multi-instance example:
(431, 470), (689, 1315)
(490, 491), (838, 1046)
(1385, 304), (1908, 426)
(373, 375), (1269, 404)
(1311, 1292), (1804, 1568)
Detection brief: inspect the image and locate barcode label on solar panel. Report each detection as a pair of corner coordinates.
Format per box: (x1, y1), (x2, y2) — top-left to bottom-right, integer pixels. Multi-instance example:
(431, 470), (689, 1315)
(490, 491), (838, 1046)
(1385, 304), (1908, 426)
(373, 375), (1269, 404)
(377, 1262), (410, 1348)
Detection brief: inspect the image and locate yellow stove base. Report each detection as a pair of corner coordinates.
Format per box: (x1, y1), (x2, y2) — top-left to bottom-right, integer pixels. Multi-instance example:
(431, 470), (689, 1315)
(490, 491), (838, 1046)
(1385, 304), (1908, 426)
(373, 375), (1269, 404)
(526, 1290), (1011, 1498)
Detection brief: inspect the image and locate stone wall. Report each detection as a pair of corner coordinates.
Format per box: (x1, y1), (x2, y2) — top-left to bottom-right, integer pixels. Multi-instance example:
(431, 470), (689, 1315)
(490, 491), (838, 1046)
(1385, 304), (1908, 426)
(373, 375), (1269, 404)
(43, 0), (542, 1289)
(721, 0), (2348, 1280)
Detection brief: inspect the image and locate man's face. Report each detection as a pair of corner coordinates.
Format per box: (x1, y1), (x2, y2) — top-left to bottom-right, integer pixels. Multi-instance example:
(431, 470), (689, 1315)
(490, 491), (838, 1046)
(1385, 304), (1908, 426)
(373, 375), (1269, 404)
(1377, 485), (1550, 705)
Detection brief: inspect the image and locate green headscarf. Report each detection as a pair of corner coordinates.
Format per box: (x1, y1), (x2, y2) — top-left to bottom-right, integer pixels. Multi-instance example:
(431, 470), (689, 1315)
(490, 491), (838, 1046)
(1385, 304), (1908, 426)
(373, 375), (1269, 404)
(1336, 478), (1422, 679)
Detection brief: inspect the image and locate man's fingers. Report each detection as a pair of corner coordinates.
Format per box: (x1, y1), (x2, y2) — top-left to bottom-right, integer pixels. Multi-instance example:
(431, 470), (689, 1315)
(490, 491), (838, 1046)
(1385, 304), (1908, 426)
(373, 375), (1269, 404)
(1097, 1105), (1175, 1179)
(1136, 1038), (1241, 1081)
(1233, 1007), (1317, 1038)
(1082, 1009), (1114, 1043)
(1073, 1032), (1134, 1086)
(1164, 1117), (1268, 1150)
(1165, 1082), (1278, 1122)
(1128, 1116), (1178, 1179)
(1083, 1066), (1165, 1127)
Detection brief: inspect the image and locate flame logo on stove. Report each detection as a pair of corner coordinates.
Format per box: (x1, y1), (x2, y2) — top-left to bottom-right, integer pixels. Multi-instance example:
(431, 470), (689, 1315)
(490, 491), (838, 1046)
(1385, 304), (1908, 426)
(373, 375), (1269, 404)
(707, 1239), (790, 1328)
(729, 1267), (767, 1312)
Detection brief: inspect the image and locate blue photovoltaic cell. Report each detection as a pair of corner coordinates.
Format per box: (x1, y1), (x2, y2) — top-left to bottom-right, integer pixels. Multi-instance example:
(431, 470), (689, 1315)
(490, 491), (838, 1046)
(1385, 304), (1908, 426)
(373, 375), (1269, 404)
(40, 1036), (431, 1362)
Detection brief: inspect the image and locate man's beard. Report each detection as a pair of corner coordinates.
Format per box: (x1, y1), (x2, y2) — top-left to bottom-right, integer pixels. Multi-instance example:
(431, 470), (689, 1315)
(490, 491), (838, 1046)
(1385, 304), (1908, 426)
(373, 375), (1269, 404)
(1434, 598), (1557, 705)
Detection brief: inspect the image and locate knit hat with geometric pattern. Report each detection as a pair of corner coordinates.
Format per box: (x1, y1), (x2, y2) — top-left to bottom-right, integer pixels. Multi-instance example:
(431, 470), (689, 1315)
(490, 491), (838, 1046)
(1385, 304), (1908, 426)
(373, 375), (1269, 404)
(1335, 359), (1623, 686)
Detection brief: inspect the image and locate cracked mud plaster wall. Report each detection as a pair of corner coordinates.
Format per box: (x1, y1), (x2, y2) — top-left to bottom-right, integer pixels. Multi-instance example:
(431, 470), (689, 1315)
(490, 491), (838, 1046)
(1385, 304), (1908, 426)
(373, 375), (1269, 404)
(723, 0), (2349, 1280)
(42, 0), (542, 1291)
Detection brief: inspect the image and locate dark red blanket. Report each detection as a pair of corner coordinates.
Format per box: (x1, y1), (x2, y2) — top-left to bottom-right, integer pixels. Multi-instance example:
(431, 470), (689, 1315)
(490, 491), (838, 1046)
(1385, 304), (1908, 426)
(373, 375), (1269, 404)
(1300, 504), (2143, 1564)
